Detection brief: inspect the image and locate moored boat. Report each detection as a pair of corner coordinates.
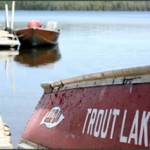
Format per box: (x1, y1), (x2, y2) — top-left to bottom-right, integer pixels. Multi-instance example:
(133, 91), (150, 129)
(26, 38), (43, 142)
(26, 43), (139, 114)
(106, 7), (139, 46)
(18, 65), (150, 149)
(15, 20), (60, 48)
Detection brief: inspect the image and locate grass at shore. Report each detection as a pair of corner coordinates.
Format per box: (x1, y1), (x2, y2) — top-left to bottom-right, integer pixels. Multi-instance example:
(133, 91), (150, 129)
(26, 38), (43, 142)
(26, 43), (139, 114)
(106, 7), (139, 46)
(0, 1), (150, 11)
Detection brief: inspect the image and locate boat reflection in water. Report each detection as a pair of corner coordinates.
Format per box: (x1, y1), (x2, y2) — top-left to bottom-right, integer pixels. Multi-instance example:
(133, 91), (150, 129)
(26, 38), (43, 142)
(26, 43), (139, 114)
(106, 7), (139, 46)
(0, 48), (19, 93)
(14, 44), (61, 68)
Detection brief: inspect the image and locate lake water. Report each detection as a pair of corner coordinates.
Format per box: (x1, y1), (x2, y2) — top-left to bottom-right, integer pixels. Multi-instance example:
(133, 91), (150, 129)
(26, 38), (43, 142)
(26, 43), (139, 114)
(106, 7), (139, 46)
(0, 10), (150, 148)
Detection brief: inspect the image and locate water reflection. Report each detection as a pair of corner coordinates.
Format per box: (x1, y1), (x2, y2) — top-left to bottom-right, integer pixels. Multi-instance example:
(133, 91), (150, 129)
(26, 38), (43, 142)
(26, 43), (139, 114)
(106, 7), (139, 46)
(0, 49), (19, 76)
(0, 49), (19, 92)
(14, 44), (61, 67)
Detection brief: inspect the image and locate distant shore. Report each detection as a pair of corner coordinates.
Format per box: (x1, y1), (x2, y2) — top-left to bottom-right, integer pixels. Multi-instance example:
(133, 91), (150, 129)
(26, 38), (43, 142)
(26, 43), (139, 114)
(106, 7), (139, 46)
(0, 1), (150, 11)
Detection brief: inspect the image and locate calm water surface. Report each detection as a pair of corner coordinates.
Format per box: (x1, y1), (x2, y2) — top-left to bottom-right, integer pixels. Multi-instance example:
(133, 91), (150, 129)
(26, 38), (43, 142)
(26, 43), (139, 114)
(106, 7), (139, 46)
(0, 10), (150, 148)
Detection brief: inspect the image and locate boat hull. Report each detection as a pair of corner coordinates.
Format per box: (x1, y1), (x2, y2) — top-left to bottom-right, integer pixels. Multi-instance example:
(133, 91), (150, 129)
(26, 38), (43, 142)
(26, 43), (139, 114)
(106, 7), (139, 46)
(18, 66), (150, 149)
(15, 28), (59, 47)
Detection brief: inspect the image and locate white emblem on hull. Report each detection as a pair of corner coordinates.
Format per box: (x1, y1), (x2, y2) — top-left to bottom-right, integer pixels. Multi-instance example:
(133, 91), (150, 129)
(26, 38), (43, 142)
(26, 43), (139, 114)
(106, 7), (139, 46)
(40, 106), (64, 128)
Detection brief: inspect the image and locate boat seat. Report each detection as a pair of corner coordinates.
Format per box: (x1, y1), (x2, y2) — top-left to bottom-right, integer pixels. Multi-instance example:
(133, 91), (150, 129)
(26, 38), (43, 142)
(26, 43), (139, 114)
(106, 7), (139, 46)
(46, 21), (57, 30)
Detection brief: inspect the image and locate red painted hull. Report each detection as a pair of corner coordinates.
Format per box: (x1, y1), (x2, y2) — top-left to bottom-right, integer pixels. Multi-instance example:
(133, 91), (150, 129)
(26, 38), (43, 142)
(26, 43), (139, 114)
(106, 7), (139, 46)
(15, 28), (59, 47)
(18, 66), (150, 149)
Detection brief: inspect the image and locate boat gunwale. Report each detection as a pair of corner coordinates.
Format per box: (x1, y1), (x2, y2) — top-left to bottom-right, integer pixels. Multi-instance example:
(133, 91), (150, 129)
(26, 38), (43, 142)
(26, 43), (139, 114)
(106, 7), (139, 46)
(41, 65), (150, 93)
(15, 27), (60, 34)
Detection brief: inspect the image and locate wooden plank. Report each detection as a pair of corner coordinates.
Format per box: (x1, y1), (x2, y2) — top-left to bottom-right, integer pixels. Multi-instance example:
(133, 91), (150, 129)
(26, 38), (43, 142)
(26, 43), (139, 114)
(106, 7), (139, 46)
(0, 116), (13, 149)
(0, 36), (19, 46)
(0, 34), (15, 38)
(0, 30), (20, 47)
(0, 39), (20, 46)
(0, 30), (9, 34)
(0, 30), (15, 38)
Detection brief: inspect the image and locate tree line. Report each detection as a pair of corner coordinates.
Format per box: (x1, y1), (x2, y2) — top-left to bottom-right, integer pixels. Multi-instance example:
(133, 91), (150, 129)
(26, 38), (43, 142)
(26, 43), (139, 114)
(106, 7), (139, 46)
(0, 1), (150, 11)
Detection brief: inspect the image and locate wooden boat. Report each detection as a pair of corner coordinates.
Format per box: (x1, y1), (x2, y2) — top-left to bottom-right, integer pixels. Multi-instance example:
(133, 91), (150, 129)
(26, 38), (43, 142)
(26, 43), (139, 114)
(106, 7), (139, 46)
(14, 45), (61, 67)
(18, 65), (150, 149)
(15, 20), (60, 47)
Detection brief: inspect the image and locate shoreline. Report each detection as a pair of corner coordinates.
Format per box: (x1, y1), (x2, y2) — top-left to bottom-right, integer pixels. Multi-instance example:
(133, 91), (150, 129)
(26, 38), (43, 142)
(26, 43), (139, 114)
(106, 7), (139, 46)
(0, 1), (150, 11)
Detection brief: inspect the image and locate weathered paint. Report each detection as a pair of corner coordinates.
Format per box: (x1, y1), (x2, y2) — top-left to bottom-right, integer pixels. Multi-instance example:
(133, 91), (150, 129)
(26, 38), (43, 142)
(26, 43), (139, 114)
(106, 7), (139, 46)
(19, 83), (150, 149)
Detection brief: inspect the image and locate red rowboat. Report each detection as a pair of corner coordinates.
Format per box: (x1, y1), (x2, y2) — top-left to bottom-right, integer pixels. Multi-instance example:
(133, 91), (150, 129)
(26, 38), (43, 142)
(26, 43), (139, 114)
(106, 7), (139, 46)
(15, 20), (60, 47)
(18, 65), (150, 149)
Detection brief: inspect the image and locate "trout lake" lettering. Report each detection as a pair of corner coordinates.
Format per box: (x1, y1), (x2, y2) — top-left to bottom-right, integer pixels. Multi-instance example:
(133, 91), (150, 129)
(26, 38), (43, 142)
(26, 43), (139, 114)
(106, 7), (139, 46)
(82, 108), (150, 147)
